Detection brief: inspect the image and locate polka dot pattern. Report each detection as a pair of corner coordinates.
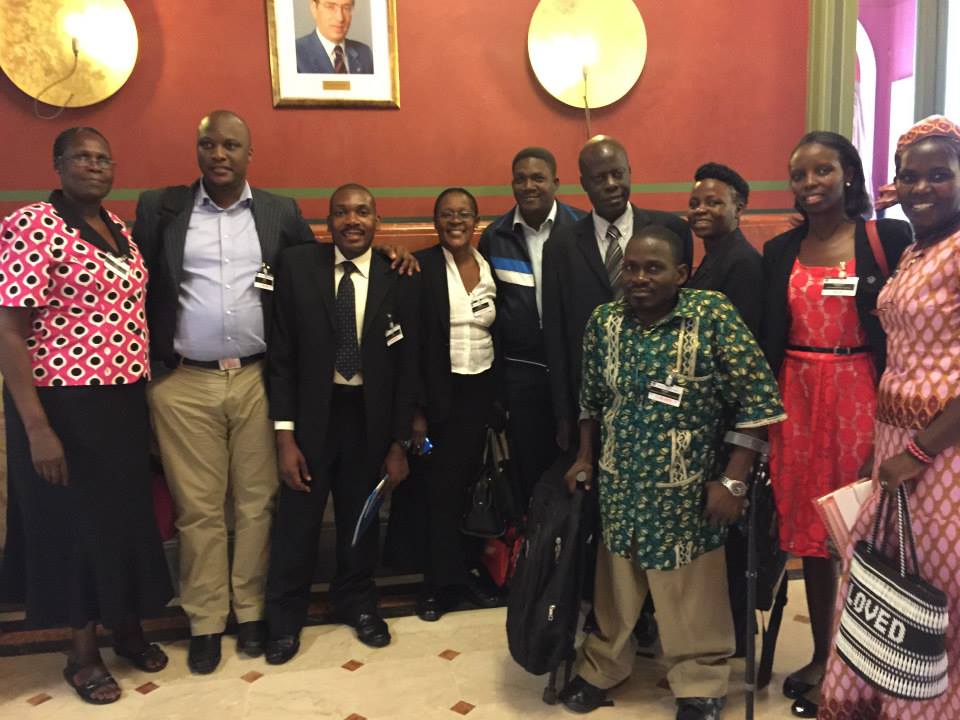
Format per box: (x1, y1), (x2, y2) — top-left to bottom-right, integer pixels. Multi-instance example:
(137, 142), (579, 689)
(0, 202), (150, 386)
(820, 230), (960, 719)
(770, 259), (877, 558)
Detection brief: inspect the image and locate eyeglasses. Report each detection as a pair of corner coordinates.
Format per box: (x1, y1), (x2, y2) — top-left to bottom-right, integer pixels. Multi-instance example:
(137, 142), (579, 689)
(60, 153), (115, 169)
(438, 210), (476, 221)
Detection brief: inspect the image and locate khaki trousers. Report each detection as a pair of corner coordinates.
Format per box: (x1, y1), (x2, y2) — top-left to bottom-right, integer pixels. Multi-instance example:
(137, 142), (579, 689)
(580, 543), (735, 699)
(147, 361), (278, 635)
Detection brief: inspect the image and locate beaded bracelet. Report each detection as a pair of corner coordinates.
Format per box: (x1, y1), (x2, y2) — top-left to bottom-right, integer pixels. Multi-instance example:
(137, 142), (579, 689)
(905, 438), (934, 465)
(912, 434), (937, 459)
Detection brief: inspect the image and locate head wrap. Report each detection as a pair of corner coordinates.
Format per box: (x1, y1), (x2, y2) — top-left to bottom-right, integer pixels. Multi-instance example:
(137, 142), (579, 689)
(895, 114), (960, 156)
(874, 115), (960, 210)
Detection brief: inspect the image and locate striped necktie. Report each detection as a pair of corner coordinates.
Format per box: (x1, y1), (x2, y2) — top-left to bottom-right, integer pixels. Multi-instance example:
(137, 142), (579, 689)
(333, 45), (347, 74)
(604, 224), (623, 299)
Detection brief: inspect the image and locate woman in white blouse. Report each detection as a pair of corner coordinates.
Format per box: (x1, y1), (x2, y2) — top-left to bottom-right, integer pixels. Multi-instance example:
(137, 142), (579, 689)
(409, 188), (501, 621)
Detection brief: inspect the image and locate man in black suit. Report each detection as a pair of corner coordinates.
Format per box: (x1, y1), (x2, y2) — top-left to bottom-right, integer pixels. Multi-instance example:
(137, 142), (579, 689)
(135, 110), (317, 674)
(263, 184), (418, 664)
(542, 136), (693, 442)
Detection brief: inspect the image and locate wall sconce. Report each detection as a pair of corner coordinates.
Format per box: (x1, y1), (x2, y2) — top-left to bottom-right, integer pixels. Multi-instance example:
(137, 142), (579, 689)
(528, 0), (647, 134)
(0, 0), (138, 116)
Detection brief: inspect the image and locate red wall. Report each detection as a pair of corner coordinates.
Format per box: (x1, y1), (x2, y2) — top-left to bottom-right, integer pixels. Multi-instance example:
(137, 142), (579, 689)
(1, 1), (808, 221)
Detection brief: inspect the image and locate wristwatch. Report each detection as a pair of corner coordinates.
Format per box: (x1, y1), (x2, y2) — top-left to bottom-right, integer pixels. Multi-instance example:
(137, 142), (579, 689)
(720, 475), (748, 497)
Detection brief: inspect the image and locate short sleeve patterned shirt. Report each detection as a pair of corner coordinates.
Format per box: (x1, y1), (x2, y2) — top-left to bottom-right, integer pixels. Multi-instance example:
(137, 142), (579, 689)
(0, 193), (150, 386)
(579, 289), (786, 570)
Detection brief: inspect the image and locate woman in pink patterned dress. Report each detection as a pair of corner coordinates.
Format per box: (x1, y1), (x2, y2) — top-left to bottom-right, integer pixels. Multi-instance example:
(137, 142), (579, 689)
(0, 128), (172, 704)
(819, 116), (960, 719)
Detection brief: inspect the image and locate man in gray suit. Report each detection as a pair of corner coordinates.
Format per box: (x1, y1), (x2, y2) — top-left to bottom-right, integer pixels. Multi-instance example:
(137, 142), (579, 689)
(296, 0), (374, 74)
(134, 110), (317, 675)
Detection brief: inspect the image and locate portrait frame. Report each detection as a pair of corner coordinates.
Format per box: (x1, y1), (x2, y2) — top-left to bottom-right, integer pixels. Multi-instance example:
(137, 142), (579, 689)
(266, 0), (399, 108)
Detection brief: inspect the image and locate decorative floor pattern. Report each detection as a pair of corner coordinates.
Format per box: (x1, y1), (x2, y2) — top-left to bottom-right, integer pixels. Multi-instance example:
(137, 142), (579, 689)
(0, 580), (817, 719)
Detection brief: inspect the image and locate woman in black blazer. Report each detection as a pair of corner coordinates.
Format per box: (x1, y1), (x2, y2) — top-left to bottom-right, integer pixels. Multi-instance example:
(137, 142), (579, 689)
(410, 188), (501, 621)
(761, 132), (912, 717)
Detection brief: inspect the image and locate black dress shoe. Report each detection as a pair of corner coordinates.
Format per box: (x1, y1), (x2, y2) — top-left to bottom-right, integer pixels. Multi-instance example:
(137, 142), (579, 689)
(791, 697), (818, 718)
(351, 613), (391, 648)
(416, 587), (448, 622)
(188, 634), (222, 675)
(265, 634), (300, 665)
(782, 672), (819, 699)
(676, 697), (723, 720)
(236, 621), (267, 658)
(558, 675), (611, 714)
(460, 574), (503, 609)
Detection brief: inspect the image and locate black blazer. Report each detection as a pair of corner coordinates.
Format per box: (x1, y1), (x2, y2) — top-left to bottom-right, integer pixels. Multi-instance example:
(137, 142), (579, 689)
(267, 243), (419, 464)
(761, 217), (913, 378)
(542, 204), (693, 425)
(134, 181), (316, 368)
(415, 245), (498, 424)
(686, 229), (763, 337)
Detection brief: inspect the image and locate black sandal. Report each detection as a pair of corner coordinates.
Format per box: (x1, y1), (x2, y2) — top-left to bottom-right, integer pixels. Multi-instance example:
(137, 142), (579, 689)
(113, 642), (168, 672)
(782, 672), (821, 699)
(62, 662), (121, 705)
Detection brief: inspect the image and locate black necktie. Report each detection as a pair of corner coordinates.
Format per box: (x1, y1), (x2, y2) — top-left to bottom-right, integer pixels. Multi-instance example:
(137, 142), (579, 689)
(604, 224), (623, 299)
(335, 261), (360, 380)
(333, 45), (347, 74)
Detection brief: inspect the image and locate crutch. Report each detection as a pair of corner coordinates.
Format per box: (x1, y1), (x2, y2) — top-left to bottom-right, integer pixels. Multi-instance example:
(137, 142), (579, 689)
(725, 431), (771, 720)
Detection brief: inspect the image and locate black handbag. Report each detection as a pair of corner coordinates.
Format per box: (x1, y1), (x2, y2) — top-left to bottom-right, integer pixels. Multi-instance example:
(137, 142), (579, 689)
(836, 485), (949, 700)
(461, 429), (510, 538)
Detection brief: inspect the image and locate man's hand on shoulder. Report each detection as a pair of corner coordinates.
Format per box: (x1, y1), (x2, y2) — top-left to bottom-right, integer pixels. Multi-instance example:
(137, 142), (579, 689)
(375, 244), (420, 276)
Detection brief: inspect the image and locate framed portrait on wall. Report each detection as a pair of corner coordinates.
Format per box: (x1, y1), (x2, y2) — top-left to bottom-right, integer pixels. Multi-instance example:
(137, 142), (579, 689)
(266, 0), (399, 107)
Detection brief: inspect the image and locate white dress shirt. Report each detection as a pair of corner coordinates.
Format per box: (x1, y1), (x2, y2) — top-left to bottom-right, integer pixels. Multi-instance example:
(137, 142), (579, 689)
(317, 31), (351, 73)
(175, 181), (265, 361)
(512, 201), (557, 321)
(444, 247), (496, 375)
(592, 207), (634, 261)
(274, 245), (371, 431)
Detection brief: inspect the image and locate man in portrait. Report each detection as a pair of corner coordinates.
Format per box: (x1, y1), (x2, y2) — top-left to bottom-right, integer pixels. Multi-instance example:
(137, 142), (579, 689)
(296, 0), (374, 74)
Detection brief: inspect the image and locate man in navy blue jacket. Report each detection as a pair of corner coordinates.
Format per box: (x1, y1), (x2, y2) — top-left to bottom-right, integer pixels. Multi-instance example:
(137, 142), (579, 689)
(478, 148), (585, 501)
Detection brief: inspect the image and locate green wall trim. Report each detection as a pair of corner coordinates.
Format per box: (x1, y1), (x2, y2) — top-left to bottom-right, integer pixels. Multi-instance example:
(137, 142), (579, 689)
(806, 0), (858, 136)
(0, 180), (790, 204)
(914, 0), (949, 119)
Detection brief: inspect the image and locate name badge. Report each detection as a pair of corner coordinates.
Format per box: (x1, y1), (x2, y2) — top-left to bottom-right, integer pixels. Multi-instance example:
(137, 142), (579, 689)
(471, 297), (492, 316)
(254, 263), (274, 291)
(822, 276), (859, 296)
(385, 322), (404, 347)
(648, 381), (684, 407)
(102, 253), (130, 281)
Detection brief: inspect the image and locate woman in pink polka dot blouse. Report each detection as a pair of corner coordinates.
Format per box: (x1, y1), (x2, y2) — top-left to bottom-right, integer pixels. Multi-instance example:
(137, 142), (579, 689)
(0, 128), (172, 704)
(819, 116), (960, 719)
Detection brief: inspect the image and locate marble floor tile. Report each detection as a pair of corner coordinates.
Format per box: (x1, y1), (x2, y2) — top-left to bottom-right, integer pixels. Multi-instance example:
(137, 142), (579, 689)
(0, 579), (820, 720)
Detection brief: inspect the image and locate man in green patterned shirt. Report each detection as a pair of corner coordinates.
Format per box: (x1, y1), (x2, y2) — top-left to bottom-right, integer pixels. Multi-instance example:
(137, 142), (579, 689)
(559, 226), (785, 720)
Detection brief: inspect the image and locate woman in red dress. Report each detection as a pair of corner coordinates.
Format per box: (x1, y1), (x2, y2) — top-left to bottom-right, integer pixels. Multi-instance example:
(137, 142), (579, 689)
(761, 132), (912, 717)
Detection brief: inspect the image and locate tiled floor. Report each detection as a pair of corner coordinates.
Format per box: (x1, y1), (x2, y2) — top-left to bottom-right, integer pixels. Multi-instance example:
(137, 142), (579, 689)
(0, 580), (815, 719)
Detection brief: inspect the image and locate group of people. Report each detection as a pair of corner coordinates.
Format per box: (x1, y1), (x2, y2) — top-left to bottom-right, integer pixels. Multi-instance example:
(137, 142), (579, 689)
(0, 109), (957, 720)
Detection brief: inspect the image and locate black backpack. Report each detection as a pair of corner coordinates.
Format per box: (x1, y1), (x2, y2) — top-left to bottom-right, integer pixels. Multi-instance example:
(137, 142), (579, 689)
(507, 473), (594, 679)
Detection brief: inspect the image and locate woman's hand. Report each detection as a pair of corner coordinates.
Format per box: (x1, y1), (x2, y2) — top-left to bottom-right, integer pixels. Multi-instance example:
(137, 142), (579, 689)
(564, 459), (593, 493)
(875, 451), (926, 495)
(276, 431), (311, 492)
(28, 424), (68, 485)
(411, 408), (428, 454)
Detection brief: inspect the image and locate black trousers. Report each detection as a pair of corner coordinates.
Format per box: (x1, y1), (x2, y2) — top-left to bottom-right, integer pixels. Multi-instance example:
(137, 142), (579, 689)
(265, 386), (382, 636)
(503, 362), (560, 505)
(423, 371), (492, 586)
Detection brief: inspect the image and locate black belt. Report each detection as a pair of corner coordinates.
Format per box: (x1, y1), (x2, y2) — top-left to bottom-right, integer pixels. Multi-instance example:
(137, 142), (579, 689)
(786, 345), (870, 356)
(180, 352), (265, 369)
